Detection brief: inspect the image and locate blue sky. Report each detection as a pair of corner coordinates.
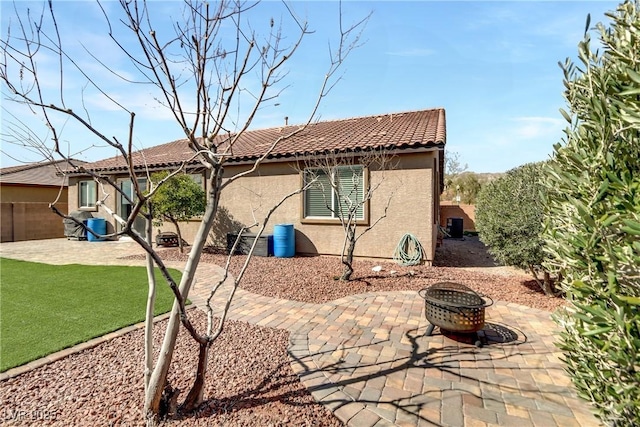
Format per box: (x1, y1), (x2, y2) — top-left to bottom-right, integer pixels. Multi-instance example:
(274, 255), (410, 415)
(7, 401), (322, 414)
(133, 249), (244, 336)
(0, 0), (619, 172)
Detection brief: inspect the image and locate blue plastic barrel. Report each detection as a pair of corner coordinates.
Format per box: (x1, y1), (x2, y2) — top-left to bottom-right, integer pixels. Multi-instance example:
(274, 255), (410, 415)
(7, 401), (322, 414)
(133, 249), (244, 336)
(86, 218), (106, 242)
(273, 224), (295, 258)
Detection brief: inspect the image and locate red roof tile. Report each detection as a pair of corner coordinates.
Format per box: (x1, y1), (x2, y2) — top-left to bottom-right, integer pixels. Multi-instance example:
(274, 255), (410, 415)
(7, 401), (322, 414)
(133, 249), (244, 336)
(83, 108), (446, 172)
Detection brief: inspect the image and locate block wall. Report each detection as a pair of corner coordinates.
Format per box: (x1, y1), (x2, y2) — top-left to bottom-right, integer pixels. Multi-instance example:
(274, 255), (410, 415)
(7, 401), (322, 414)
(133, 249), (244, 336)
(0, 202), (67, 242)
(439, 203), (476, 232)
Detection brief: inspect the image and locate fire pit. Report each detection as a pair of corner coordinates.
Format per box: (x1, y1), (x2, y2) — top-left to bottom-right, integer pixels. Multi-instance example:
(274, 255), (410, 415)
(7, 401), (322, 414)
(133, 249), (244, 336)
(418, 282), (493, 347)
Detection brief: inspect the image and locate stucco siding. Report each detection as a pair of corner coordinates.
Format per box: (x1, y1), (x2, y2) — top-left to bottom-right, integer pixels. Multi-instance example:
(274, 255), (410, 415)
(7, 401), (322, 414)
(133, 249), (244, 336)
(67, 177), (121, 238)
(67, 178), (81, 212)
(67, 151), (439, 261)
(212, 152), (437, 261)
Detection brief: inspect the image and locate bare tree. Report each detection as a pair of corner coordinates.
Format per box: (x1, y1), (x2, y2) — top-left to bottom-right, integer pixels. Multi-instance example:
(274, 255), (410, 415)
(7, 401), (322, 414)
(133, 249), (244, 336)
(0, 0), (368, 423)
(442, 150), (467, 198)
(302, 150), (396, 281)
(444, 149), (468, 178)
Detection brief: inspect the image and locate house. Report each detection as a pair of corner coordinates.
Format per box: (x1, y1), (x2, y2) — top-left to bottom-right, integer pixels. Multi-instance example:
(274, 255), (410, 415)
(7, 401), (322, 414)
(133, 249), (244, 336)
(68, 108), (446, 263)
(0, 159), (82, 242)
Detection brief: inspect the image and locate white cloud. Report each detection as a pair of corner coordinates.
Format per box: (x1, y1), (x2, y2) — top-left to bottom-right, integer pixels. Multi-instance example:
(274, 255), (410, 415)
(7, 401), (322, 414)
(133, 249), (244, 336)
(452, 115), (566, 172)
(510, 116), (565, 140)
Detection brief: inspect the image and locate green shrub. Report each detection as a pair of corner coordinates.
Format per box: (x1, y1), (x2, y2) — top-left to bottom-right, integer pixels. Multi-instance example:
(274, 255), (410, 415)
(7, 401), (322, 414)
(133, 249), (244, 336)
(148, 171), (206, 253)
(542, 1), (640, 424)
(475, 162), (556, 295)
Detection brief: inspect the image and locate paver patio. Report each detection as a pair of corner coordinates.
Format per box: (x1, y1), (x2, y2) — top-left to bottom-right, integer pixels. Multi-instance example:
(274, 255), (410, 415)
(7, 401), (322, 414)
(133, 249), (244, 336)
(0, 239), (602, 426)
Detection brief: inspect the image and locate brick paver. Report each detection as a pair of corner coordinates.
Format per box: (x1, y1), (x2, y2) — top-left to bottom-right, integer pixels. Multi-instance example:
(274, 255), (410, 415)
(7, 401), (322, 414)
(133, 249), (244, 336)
(0, 239), (602, 426)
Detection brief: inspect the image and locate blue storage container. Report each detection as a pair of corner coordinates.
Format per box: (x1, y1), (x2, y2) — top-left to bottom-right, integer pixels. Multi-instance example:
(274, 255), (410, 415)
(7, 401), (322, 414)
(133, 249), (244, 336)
(273, 224), (295, 258)
(86, 218), (106, 242)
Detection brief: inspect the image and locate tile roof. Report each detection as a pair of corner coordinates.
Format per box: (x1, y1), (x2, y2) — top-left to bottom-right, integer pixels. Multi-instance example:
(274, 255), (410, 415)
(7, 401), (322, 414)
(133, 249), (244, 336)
(82, 108), (446, 173)
(0, 159), (87, 186)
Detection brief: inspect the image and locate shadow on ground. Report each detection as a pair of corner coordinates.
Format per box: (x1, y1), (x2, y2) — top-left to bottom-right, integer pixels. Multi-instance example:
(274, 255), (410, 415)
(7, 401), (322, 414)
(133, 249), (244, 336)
(184, 322), (579, 427)
(434, 236), (499, 268)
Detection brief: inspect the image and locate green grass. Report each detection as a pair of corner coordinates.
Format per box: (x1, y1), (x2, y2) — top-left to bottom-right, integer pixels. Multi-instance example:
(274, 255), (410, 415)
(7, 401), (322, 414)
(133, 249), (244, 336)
(0, 258), (183, 372)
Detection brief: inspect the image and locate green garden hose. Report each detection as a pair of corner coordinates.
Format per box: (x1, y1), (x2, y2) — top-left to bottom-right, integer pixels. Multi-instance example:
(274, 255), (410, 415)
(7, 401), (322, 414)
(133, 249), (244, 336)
(393, 233), (425, 266)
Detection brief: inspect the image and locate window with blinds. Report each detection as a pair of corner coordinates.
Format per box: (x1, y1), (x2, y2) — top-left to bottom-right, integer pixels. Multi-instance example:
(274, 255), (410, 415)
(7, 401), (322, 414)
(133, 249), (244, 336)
(303, 165), (365, 220)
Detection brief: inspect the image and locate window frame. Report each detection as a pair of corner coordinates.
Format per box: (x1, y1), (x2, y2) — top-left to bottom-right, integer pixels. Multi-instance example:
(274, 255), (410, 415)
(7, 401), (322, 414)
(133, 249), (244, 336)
(78, 179), (97, 211)
(301, 165), (370, 225)
(116, 177), (148, 236)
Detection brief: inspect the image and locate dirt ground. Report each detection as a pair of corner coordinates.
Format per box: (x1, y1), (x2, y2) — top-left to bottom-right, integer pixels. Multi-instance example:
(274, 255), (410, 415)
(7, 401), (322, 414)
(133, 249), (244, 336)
(434, 235), (526, 277)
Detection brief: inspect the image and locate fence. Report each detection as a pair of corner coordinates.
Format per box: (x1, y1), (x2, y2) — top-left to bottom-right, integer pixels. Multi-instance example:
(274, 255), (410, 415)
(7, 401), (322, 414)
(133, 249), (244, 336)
(1, 202), (67, 242)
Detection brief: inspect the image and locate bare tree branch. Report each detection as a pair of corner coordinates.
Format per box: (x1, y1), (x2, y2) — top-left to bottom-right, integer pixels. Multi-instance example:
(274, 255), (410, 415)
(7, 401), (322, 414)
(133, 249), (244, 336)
(1, 0), (370, 421)
(302, 149), (397, 280)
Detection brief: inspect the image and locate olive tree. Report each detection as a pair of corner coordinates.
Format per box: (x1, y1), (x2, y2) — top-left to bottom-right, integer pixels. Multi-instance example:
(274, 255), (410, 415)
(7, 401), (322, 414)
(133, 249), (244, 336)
(475, 162), (557, 295)
(0, 0), (367, 423)
(542, 1), (640, 424)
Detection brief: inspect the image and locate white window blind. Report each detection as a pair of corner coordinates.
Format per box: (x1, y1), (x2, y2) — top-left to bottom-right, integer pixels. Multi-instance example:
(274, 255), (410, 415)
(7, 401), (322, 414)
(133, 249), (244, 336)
(304, 165), (364, 220)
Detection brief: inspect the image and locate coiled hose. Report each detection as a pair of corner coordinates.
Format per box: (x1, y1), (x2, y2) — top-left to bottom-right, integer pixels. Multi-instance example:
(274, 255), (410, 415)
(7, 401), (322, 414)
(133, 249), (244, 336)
(393, 233), (425, 266)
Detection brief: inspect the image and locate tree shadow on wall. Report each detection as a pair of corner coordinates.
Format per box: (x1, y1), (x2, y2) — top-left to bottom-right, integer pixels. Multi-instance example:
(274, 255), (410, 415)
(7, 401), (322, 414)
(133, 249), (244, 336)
(207, 206), (246, 250)
(294, 229), (318, 256)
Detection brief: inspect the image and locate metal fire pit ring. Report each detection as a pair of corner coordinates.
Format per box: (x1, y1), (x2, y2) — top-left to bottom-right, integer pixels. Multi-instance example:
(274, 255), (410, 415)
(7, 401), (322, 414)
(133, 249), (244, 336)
(418, 282), (493, 347)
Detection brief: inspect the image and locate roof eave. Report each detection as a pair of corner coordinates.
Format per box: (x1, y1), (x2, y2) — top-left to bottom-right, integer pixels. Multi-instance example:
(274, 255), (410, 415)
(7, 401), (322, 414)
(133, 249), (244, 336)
(72, 143), (444, 174)
(225, 142), (445, 166)
(67, 160), (204, 176)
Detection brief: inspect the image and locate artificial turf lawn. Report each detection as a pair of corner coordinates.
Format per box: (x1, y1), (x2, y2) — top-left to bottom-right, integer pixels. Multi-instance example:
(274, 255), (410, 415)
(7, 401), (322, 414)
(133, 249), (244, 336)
(0, 258), (183, 372)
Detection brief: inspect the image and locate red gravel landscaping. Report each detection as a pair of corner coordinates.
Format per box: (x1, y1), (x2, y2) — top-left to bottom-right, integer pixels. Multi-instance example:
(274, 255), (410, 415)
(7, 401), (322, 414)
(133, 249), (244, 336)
(0, 238), (565, 426)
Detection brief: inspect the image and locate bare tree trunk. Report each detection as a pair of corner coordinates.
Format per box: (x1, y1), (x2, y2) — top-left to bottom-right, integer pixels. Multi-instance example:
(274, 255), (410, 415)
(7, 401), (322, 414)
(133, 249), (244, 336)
(340, 225), (356, 281)
(144, 214), (156, 391)
(180, 342), (209, 412)
(543, 270), (556, 296)
(304, 151), (395, 282)
(529, 265), (556, 296)
(144, 177), (221, 421)
(169, 217), (184, 253)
